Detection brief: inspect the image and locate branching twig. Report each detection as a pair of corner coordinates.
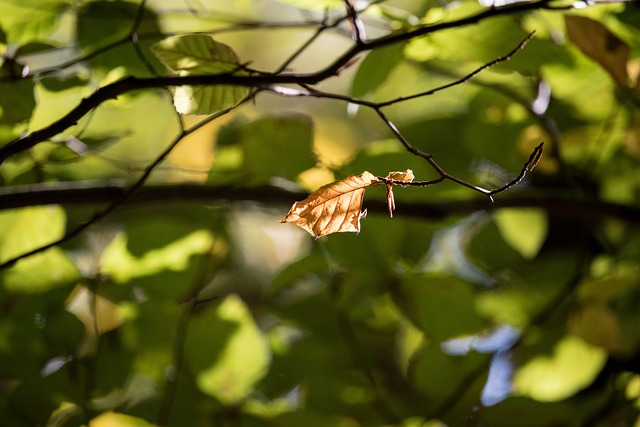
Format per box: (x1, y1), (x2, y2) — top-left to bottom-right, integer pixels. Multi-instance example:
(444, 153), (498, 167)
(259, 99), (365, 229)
(0, 0), (616, 166)
(489, 142), (544, 196)
(0, 97), (251, 271)
(286, 32), (540, 201)
(376, 31), (536, 108)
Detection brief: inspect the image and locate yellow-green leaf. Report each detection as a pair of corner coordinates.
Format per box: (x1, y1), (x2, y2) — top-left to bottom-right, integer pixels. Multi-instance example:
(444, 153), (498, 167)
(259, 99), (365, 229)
(0, 205), (65, 261)
(0, 206), (79, 293)
(151, 35), (240, 73)
(151, 35), (249, 114)
(194, 295), (270, 404)
(88, 411), (155, 427)
(513, 335), (607, 402)
(101, 229), (214, 283)
(493, 208), (548, 259)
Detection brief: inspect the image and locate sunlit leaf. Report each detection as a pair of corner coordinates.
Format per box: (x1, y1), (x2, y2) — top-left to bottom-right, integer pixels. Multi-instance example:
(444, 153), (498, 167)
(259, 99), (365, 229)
(151, 35), (239, 73)
(89, 411), (155, 427)
(565, 15), (630, 88)
(173, 78), (248, 115)
(0, 206), (66, 261)
(274, 0), (343, 10)
(66, 285), (125, 355)
(0, 248), (79, 293)
(513, 335), (607, 402)
(189, 295), (270, 405)
(0, 206), (79, 292)
(101, 229), (214, 283)
(0, 0), (62, 45)
(151, 35), (248, 114)
(493, 208), (548, 260)
(280, 171), (381, 237)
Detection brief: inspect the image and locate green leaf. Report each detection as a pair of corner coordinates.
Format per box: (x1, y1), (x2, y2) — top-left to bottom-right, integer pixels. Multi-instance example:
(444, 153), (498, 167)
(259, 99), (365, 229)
(273, 0), (343, 10)
(101, 229), (214, 283)
(75, 1), (162, 75)
(393, 273), (483, 342)
(0, 206), (79, 292)
(269, 249), (330, 295)
(187, 295), (270, 405)
(244, 115), (315, 180)
(0, 0), (64, 45)
(120, 300), (181, 380)
(411, 341), (489, 408)
(151, 35), (249, 114)
(493, 208), (548, 260)
(0, 79), (35, 125)
(76, 1), (156, 52)
(218, 114), (316, 182)
(39, 75), (88, 92)
(351, 43), (406, 98)
(151, 35), (241, 73)
(1, 249), (79, 293)
(513, 335), (607, 402)
(173, 83), (248, 115)
(89, 412), (155, 427)
(0, 206), (64, 262)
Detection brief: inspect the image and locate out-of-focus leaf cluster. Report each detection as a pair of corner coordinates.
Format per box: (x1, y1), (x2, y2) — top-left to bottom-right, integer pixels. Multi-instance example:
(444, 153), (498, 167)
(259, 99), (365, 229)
(0, 0), (639, 426)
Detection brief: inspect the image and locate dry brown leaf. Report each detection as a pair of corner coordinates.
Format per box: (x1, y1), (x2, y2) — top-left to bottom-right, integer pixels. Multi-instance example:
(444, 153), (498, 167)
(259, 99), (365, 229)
(385, 169), (415, 183)
(280, 171), (380, 237)
(384, 169), (414, 218)
(565, 15), (630, 88)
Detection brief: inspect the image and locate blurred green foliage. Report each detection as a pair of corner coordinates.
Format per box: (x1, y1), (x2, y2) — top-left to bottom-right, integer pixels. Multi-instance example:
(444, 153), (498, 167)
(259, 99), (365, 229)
(0, 0), (639, 426)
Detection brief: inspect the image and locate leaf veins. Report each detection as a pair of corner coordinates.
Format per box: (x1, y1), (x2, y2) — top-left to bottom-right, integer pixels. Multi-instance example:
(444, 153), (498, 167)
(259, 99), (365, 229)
(280, 171), (380, 237)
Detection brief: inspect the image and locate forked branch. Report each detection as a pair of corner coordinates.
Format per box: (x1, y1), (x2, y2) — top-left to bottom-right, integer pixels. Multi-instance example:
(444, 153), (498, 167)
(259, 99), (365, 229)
(0, 0), (613, 165)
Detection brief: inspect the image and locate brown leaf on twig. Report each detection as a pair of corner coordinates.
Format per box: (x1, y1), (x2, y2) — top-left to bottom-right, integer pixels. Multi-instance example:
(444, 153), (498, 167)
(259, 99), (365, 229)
(280, 171), (380, 237)
(565, 15), (630, 88)
(384, 169), (414, 218)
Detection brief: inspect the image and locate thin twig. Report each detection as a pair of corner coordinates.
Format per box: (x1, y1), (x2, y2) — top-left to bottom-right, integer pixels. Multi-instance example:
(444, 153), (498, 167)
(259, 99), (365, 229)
(294, 32), (539, 200)
(377, 31), (536, 108)
(274, 9), (334, 74)
(0, 0), (617, 165)
(342, 0), (366, 43)
(0, 97), (251, 270)
(489, 142), (544, 196)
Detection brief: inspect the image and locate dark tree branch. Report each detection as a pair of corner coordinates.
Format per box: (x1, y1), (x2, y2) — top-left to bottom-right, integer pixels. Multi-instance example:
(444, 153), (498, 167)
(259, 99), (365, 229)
(0, 97), (251, 270)
(0, 0), (620, 166)
(1, 181), (638, 223)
